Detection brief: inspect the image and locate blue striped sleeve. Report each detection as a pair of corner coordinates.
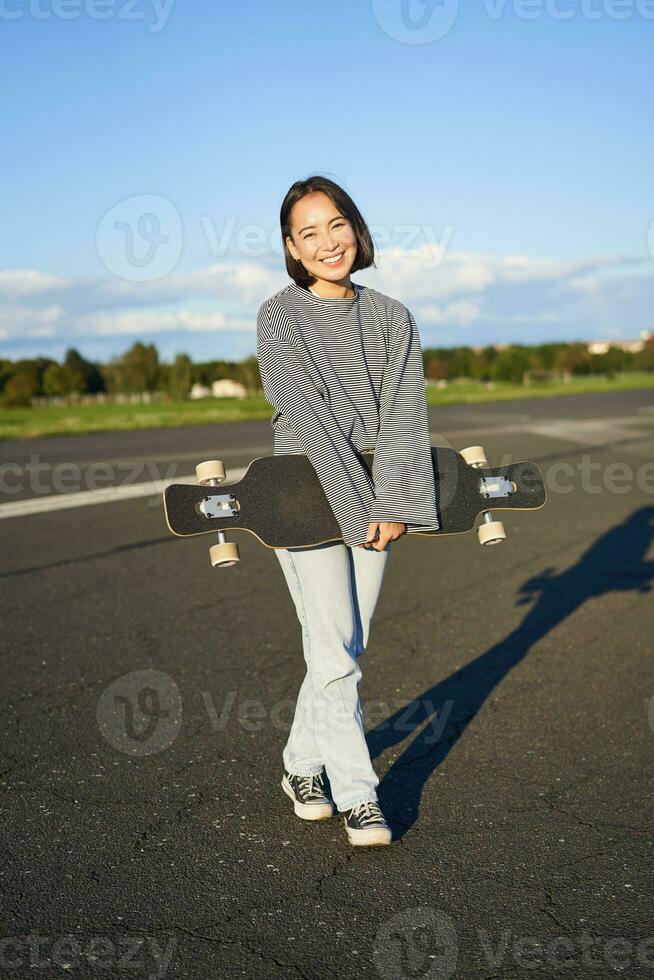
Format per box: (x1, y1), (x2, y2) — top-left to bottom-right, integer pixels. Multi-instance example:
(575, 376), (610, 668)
(368, 306), (440, 526)
(257, 301), (376, 547)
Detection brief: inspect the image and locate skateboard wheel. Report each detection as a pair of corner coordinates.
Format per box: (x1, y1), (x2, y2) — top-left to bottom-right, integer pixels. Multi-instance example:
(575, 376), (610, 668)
(196, 460), (226, 485)
(460, 445), (489, 468)
(209, 541), (240, 567)
(477, 521), (506, 546)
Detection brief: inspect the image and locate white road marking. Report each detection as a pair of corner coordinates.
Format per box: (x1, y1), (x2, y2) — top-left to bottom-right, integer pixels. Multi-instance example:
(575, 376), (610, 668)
(0, 469), (248, 520)
(1, 412), (652, 521)
(0, 445), (274, 477)
(523, 418), (647, 445)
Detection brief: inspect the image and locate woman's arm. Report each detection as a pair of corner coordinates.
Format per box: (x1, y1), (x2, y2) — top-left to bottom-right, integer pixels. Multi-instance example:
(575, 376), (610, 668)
(257, 301), (376, 548)
(368, 305), (440, 527)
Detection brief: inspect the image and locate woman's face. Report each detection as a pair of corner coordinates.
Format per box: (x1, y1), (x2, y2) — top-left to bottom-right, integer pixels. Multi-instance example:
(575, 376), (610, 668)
(286, 191), (357, 285)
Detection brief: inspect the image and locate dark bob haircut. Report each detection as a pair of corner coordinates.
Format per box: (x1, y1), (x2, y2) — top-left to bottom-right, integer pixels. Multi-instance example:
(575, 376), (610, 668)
(280, 174), (377, 289)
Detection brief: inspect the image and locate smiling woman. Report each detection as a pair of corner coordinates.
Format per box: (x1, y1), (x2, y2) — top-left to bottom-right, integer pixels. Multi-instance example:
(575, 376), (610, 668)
(255, 173), (441, 848)
(280, 176), (376, 299)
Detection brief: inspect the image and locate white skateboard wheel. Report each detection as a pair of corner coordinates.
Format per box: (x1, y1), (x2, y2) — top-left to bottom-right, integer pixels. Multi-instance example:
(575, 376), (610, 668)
(196, 460), (226, 485)
(478, 521), (506, 546)
(209, 541), (240, 567)
(460, 445), (489, 468)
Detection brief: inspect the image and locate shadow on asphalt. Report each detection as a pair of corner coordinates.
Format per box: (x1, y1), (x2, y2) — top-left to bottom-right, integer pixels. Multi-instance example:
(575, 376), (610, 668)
(363, 506), (654, 840)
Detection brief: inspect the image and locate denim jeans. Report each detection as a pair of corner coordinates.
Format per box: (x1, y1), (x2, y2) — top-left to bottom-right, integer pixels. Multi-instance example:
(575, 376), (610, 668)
(274, 538), (391, 812)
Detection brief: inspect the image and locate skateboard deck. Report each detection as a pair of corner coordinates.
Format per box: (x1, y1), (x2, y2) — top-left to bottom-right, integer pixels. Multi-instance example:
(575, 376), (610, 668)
(163, 447), (546, 551)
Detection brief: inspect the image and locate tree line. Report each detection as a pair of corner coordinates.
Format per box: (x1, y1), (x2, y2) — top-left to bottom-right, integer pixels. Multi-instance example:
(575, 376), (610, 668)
(0, 343), (261, 408)
(1, 337), (653, 408)
(424, 339), (654, 384)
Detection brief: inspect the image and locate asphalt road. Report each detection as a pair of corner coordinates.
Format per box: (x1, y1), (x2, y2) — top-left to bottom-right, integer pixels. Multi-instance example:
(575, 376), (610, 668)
(1, 388), (653, 979)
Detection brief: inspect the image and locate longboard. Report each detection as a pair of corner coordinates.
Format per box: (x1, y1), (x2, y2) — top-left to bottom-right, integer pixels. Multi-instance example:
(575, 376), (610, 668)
(163, 446), (546, 567)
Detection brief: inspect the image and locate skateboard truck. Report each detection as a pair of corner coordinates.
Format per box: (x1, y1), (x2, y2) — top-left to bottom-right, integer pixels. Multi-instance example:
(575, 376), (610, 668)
(195, 460), (241, 568)
(460, 446), (507, 546)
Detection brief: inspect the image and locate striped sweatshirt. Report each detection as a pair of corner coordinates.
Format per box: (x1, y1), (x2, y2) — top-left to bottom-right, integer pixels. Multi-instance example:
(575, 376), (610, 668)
(256, 280), (440, 547)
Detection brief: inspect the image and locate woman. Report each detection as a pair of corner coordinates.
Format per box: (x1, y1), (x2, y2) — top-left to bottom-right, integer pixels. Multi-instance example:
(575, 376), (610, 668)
(256, 175), (440, 847)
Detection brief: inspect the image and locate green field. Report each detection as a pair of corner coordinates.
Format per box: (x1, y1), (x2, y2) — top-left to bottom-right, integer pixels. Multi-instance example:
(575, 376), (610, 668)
(1, 373), (653, 440)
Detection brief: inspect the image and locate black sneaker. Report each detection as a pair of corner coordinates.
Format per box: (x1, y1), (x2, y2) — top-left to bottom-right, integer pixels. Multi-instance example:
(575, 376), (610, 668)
(281, 770), (335, 820)
(342, 799), (392, 846)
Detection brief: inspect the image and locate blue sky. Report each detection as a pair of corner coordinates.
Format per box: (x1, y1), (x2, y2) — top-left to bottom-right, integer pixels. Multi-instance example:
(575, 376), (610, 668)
(1, 0), (653, 362)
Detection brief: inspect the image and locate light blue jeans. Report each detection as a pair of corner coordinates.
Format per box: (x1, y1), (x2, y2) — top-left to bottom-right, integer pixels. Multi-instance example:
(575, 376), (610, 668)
(274, 538), (391, 812)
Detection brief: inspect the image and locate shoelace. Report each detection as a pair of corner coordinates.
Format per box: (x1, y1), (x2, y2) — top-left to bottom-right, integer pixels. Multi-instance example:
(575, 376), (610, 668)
(296, 773), (326, 801)
(350, 800), (385, 826)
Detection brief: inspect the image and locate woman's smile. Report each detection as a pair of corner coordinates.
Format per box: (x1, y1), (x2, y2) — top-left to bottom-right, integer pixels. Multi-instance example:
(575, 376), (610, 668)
(321, 251), (345, 266)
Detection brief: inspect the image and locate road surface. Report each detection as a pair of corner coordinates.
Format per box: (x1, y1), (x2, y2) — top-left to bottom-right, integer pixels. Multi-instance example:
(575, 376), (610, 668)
(1, 388), (653, 978)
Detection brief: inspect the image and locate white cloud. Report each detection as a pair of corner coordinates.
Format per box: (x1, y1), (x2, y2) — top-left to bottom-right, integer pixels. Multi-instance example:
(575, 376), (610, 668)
(0, 305), (63, 338)
(93, 261), (283, 305)
(416, 299), (482, 326)
(0, 248), (652, 352)
(74, 308), (253, 337)
(0, 270), (68, 296)
(368, 245), (630, 301)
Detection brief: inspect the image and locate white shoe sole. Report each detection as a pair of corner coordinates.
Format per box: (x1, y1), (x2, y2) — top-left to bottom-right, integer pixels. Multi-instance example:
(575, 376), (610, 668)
(344, 822), (392, 846)
(281, 776), (335, 820)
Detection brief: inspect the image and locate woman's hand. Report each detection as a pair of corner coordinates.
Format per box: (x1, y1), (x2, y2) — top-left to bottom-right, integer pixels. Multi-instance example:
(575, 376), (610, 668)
(356, 521), (406, 551)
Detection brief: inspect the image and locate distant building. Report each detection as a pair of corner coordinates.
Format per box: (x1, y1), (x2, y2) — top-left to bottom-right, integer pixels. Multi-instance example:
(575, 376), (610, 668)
(469, 331), (652, 356)
(587, 332), (650, 355)
(470, 343), (511, 353)
(189, 383), (212, 400)
(188, 379), (248, 399)
(211, 379), (247, 399)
